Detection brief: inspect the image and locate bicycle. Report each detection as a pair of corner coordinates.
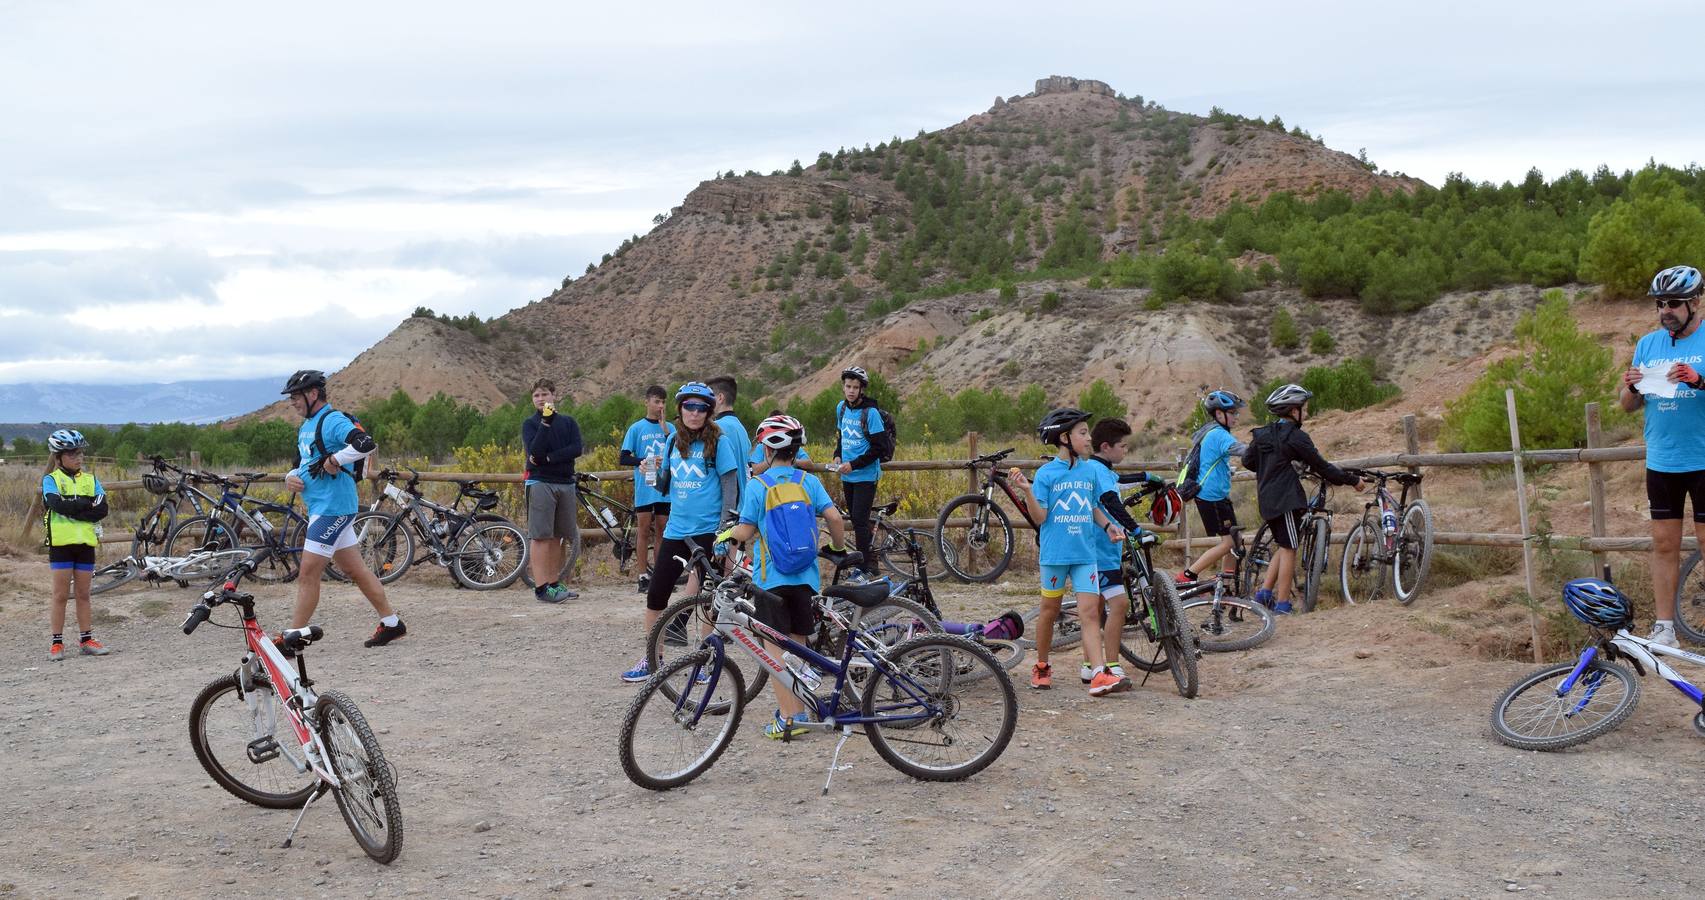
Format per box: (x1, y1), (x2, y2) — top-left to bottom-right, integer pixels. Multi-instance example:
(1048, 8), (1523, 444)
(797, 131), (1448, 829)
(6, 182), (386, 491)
(130, 457), (212, 559)
(166, 470), (308, 584)
(181, 550), (402, 862)
(340, 467), (527, 590)
(1243, 474), (1334, 613)
(934, 448), (1043, 583)
(1338, 467), (1434, 606)
(90, 543), (257, 595)
(524, 471), (640, 588)
(1175, 525), (1277, 652)
(861, 499), (952, 581)
(619, 563), (1019, 793)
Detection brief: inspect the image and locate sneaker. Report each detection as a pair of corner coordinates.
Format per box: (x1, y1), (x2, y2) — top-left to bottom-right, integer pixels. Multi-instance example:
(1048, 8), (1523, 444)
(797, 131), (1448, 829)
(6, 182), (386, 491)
(1649, 621), (1681, 649)
(1108, 663), (1133, 693)
(763, 710), (813, 741)
(537, 583), (567, 604)
(1080, 663), (1095, 684)
(1254, 588), (1275, 609)
(1030, 662), (1053, 690)
(364, 620), (408, 647)
(79, 639), (110, 657)
(551, 582), (579, 601)
(637, 571), (651, 593)
(1175, 571), (1198, 586)
(1273, 601), (1294, 615)
(1088, 669), (1122, 697)
(48, 641), (63, 662)
(621, 659), (652, 683)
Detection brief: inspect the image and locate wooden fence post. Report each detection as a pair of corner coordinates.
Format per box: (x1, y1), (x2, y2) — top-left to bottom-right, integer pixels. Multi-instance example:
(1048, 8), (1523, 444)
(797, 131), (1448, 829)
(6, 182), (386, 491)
(1585, 403), (1609, 580)
(1507, 389), (1544, 663)
(1402, 415), (1423, 500)
(189, 450), (202, 472)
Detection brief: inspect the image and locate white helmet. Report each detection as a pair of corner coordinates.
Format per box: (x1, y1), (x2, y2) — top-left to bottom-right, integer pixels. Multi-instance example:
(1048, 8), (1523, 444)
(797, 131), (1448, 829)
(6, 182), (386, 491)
(755, 414), (806, 449)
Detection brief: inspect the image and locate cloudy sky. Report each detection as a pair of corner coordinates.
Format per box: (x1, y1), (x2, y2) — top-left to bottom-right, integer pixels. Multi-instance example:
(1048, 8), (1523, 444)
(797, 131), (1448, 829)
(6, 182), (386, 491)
(3, 0), (1700, 385)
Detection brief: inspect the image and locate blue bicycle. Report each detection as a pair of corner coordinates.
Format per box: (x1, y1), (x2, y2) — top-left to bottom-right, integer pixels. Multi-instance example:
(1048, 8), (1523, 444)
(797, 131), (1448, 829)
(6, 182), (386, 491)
(618, 564), (1019, 793)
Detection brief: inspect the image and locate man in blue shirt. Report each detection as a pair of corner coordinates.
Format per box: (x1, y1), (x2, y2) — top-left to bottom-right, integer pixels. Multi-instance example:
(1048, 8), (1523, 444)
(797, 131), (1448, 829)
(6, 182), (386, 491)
(1620, 265), (1705, 648)
(280, 370), (405, 648)
(619, 385), (673, 593)
(1179, 390), (1249, 587)
(830, 366), (891, 578)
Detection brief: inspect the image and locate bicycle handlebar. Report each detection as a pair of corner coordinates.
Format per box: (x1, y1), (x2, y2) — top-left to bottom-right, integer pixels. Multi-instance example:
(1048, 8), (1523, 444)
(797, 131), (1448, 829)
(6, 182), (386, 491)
(972, 448), (1016, 466)
(1122, 480), (1169, 508)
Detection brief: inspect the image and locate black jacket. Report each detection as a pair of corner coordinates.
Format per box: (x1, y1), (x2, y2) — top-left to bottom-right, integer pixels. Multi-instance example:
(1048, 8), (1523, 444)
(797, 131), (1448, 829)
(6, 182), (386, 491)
(1240, 419), (1357, 520)
(522, 411), (583, 484)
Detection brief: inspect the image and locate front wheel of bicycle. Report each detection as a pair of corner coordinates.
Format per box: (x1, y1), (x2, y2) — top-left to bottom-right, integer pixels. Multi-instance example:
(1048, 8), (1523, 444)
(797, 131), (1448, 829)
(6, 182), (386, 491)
(316, 690), (403, 864)
(936, 495), (1014, 583)
(1242, 525), (1276, 599)
(89, 558), (142, 595)
(1339, 521), (1386, 606)
(231, 516), (301, 583)
(620, 649), (746, 791)
(451, 521), (526, 589)
(647, 593), (767, 710)
(342, 512), (413, 585)
(1490, 659), (1640, 751)
(1119, 581), (1170, 674)
(862, 635), (1018, 782)
(188, 673), (317, 809)
(1392, 500), (1435, 605)
(1147, 573), (1198, 699)
(1300, 518), (1330, 613)
(877, 527), (953, 582)
(1019, 600), (1084, 652)
(1677, 551), (1705, 645)
(518, 512), (575, 589)
(1178, 596), (1276, 652)
(165, 515), (238, 559)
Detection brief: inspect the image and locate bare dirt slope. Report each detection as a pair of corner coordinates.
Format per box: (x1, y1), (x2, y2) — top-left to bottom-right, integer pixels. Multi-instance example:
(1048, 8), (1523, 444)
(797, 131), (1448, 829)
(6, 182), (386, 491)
(2, 560), (1700, 899)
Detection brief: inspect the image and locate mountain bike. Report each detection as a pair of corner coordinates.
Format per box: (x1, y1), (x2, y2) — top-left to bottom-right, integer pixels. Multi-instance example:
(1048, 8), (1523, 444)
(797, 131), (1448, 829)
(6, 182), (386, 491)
(90, 544), (256, 595)
(934, 448), (1043, 583)
(524, 471), (639, 588)
(1176, 526), (1277, 652)
(619, 564), (1019, 793)
(165, 470), (308, 584)
(862, 500), (951, 581)
(1338, 468), (1433, 606)
(131, 457), (213, 559)
(181, 550), (402, 863)
(340, 468), (526, 589)
(1244, 474), (1334, 613)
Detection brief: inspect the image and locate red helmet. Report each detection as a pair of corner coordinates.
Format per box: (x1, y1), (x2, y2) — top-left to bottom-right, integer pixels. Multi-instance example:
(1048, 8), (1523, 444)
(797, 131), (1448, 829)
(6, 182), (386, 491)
(1148, 487), (1184, 528)
(755, 414), (806, 449)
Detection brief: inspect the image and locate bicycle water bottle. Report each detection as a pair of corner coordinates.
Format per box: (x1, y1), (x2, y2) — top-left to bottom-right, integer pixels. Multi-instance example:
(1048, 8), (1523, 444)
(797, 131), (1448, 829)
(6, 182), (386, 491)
(1381, 505), (1397, 534)
(601, 506), (618, 527)
(644, 452), (658, 488)
(781, 652), (822, 691)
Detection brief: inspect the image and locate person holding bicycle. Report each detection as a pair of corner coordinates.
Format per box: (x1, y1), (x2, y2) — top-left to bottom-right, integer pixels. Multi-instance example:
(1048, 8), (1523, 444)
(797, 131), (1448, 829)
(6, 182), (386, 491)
(1619, 264), (1705, 648)
(1010, 408), (1126, 695)
(1241, 384), (1364, 614)
(620, 385), (674, 594)
(1178, 390), (1249, 588)
(41, 429), (111, 660)
(1084, 417), (1167, 691)
(831, 366), (890, 579)
(523, 378), (582, 603)
(280, 370), (406, 648)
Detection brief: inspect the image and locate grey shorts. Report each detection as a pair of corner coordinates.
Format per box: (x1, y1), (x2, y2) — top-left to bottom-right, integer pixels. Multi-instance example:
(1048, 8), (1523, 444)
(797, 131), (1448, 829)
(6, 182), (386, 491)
(526, 482), (580, 540)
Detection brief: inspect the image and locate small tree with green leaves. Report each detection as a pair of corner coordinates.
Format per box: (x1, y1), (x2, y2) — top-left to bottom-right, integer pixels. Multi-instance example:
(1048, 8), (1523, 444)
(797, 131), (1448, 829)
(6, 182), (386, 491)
(1580, 170), (1705, 299)
(1271, 308), (1300, 349)
(1077, 379), (1127, 424)
(1309, 327), (1335, 355)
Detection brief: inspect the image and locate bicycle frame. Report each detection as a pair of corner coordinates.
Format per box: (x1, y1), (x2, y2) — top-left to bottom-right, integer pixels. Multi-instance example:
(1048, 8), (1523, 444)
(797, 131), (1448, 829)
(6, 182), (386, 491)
(235, 612), (341, 788)
(1562, 630), (1705, 708)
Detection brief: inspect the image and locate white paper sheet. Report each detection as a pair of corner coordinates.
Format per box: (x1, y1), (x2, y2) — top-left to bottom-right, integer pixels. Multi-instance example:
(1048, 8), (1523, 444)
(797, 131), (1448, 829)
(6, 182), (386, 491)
(1636, 363), (1679, 399)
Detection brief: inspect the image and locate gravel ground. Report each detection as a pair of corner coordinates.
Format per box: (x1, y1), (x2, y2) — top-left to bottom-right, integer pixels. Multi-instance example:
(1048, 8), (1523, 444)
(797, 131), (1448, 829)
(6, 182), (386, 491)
(2, 560), (1704, 899)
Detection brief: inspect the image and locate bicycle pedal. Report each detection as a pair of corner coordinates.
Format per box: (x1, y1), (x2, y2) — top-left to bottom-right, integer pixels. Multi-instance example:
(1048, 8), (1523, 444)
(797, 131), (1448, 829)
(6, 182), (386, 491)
(246, 736), (281, 764)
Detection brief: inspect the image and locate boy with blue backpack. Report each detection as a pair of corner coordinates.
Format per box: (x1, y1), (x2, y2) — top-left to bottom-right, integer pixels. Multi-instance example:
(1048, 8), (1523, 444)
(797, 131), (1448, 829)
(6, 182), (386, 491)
(718, 414), (853, 740)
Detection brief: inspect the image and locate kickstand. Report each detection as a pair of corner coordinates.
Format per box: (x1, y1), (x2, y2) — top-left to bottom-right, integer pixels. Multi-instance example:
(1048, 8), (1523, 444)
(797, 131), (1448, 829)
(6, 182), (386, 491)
(821, 727), (855, 796)
(282, 783), (330, 848)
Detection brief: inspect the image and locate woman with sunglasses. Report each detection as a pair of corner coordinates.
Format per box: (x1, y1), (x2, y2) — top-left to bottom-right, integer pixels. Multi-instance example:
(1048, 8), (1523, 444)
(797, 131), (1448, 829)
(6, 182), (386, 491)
(623, 382), (742, 682)
(1621, 264), (1705, 648)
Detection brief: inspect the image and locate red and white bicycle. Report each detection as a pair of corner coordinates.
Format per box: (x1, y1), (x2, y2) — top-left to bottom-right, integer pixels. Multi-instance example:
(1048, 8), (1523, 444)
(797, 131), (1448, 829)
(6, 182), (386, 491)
(182, 550), (403, 863)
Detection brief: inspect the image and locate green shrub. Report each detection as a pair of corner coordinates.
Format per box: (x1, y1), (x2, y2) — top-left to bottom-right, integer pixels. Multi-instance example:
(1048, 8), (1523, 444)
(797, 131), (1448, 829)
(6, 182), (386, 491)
(1308, 327), (1335, 355)
(1251, 358), (1400, 425)
(998, 281), (1018, 302)
(1580, 170), (1705, 298)
(1040, 291), (1061, 312)
(1271, 308), (1300, 349)
(1077, 379), (1127, 423)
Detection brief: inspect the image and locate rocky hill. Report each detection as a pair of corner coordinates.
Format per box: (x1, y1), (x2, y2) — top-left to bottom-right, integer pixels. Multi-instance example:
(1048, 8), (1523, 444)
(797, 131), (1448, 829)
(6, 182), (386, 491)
(260, 75), (1426, 419)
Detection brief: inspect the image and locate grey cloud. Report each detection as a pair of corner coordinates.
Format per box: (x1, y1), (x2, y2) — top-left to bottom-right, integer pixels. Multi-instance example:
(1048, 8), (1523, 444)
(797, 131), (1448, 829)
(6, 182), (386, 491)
(0, 246), (223, 311)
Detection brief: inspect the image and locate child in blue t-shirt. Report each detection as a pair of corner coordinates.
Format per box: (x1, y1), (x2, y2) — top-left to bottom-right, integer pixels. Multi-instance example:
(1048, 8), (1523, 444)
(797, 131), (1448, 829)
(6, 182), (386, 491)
(1081, 418), (1167, 693)
(1009, 409), (1126, 697)
(1180, 390), (1249, 588)
(620, 385), (675, 593)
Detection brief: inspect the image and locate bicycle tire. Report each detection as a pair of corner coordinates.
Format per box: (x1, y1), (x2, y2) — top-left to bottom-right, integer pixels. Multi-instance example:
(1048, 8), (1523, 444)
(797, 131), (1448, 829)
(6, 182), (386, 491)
(1020, 601), (1084, 652)
(936, 495), (1014, 583)
(165, 515), (239, 559)
(1490, 659), (1640, 751)
(132, 501), (176, 560)
(862, 634), (1018, 782)
(1178, 595), (1275, 652)
(1119, 578), (1171, 674)
(1241, 524), (1275, 599)
(343, 511), (414, 585)
(229, 514), (300, 584)
(1392, 500), (1434, 605)
(1300, 518), (1329, 613)
(451, 521), (526, 590)
(316, 690), (403, 864)
(1149, 572), (1198, 699)
(1676, 551), (1705, 645)
(647, 594), (767, 710)
(620, 649), (746, 791)
(89, 558), (142, 595)
(878, 527), (953, 582)
(1339, 521), (1385, 606)
(188, 673), (317, 809)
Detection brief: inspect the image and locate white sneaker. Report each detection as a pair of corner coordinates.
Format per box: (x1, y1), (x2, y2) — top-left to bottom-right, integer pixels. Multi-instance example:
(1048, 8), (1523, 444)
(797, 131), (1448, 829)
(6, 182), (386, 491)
(1080, 663), (1094, 684)
(1649, 622), (1680, 649)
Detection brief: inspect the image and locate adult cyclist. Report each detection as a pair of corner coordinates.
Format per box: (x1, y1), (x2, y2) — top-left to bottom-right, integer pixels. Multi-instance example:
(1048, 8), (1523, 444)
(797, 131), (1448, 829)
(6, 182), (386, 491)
(280, 370), (406, 648)
(1620, 264), (1705, 648)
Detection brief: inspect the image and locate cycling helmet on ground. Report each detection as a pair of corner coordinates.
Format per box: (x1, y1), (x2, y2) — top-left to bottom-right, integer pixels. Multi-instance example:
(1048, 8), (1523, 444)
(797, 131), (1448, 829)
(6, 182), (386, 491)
(841, 366), (869, 386)
(1561, 578), (1632, 630)
(675, 381), (716, 406)
(1148, 487), (1185, 528)
(1650, 265), (1703, 299)
(1037, 408), (1093, 446)
(1203, 390), (1245, 413)
(1265, 383), (1314, 413)
(48, 429), (88, 452)
(755, 414), (806, 449)
(280, 370), (328, 395)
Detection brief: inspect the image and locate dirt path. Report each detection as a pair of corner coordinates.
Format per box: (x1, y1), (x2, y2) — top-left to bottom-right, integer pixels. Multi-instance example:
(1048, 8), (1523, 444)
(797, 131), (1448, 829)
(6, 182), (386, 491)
(2, 562), (1702, 899)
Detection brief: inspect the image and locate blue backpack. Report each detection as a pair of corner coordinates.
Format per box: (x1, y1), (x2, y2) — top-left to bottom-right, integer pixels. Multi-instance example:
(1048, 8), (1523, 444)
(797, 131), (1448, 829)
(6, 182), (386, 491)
(756, 469), (818, 578)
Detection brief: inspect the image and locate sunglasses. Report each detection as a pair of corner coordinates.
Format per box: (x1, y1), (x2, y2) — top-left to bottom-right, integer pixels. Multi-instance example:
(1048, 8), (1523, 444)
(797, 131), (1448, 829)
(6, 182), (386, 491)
(1656, 298), (1694, 310)
(681, 402), (712, 413)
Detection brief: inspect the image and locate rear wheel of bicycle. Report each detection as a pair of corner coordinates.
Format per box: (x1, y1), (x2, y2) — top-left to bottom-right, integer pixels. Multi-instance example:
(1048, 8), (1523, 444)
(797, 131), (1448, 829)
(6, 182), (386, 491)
(165, 515), (238, 559)
(1300, 518), (1330, 613)
(1490, 659), (1640, 751)
(451, 521), (526, 589)
(1339, 521), (1386, 606)
(1392, 501), (1435, 605)
(877, 527), (953, 582)
(1147, 573), (1198, 699)
(1020, 599), (1084, 652)
(647, 594), (767, 710)
(1677, 552), (1705, 645)
(316, 690), (403, 864)
(863, 635), (1017, 782)
(132, 502), (176, 560)
(1179, 596), (1276, 652)
(189, 673), (317, 809)
(89, 558), (141, 595)
(620, 649), (746, 791)
(230, 516), (301, 583)
(936, 496), (1014, 583)
(343, 512), (413, 585)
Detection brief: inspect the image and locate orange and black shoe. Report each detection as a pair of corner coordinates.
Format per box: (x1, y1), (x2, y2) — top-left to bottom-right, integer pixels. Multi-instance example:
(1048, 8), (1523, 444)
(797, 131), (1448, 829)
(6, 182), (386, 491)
(364, 620), (408, 648)
(48, 641), (64, 662)
(1030, 661), (1053, 690)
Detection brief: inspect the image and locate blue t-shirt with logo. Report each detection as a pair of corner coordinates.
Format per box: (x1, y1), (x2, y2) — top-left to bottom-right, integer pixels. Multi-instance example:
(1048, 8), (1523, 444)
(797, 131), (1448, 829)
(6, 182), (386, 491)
(738, 465), (836, 591)
(1633, 328), (1705, 473)
(1033, 458), (1101, 566)
(1195, 426), (1240, 502)
(837, 402), (886, 484)
(293, 407), (361, 517)
(662, 436), (742, 538)
(622, 417), (674, 507)
(1081, 457), (1124, 572)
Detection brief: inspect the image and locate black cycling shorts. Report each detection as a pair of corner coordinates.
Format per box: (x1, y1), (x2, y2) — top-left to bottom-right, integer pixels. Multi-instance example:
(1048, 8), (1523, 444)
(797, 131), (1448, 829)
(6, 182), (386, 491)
(1646, 468), (1705, 522)
(1264, 509), (1306, 550)
(634, 501), (672, 516)
(1195, 498), (1238, 537)
(48, 544), (97, 571)
(755, 584), (816, 637)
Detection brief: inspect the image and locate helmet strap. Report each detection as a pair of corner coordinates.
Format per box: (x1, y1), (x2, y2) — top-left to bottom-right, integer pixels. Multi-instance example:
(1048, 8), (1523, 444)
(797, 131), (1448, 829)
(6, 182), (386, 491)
(1670, 301), (1698, 343)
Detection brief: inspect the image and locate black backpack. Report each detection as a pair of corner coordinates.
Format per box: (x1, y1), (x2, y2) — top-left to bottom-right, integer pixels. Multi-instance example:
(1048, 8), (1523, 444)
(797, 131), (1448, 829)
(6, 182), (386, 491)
(840, 401), (897, 464)
(311, 409), (368, 481)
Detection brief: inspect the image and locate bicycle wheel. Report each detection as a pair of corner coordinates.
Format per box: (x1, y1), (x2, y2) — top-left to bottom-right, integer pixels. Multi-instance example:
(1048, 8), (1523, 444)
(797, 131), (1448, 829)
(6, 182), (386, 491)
(1020, 600), (1084, 652)
(1677, 551), (1705, 645)
(166, 549), (256, 581)
(936, 495), (1014, 583)
(1118, 582), (1170, 674)
(132, 501), (176, 559)
(89, 558), (142, 595)
(451, 521), (526, 589)
(620, 649), (746, 791)
(1179, 596), (1276, 652)
(1241, 525), (1275, 598)
(1300, 518), (1330, 613)
(315, 690), (403, 864)
(343, 512), (413, 585)
(1490, 659), (1640, 751)
(1392, 500), (1435, 605)
(878, 528), (953, 582)
(647, 594), (767, 710)
(1339, 521), (1385, 606)
(188, 673), (317, 809)
(1149, 573), (1198, 699)
(230, 515), (299, 583)
(862, 635), (1018, 782)
(165, 515), (238, 559)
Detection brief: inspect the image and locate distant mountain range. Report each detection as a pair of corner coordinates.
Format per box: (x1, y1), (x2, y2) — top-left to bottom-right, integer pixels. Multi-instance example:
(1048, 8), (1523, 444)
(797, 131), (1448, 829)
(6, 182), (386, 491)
(0, 377), (287, 433)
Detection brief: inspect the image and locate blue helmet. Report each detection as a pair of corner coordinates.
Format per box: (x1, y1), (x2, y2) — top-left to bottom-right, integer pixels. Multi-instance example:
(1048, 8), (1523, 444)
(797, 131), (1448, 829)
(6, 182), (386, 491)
(48, 429), (88, 452)
(675, 381), (716, 406)
(1203, 390), (1245, 413)
(1561, 578), (1631, 629)
(1650, 265), (1703, 299)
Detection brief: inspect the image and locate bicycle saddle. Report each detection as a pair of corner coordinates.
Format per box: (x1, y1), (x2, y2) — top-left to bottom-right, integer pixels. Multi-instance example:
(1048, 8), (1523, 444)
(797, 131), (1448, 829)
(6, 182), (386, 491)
(280, 625), (324, 651)
(822, 581), (893, 609)
(874, 500), (899, 516)
(233, 472), (266, 480)
(1391, 472), (1422, 485)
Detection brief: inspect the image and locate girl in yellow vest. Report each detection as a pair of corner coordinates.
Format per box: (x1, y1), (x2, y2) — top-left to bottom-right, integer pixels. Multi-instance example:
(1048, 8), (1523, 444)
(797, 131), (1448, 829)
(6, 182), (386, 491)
(41, 429), (111, 661)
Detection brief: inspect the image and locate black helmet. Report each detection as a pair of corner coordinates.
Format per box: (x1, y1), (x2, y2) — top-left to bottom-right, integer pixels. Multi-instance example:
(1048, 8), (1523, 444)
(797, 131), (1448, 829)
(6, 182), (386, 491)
(1038, 408), (1092, 446)
(281, 370), (327, 395)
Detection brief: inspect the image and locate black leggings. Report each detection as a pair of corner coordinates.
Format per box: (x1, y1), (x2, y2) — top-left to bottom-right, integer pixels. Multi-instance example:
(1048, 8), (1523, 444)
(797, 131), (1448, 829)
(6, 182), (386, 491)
(843, 480), (878, 572)
(645, 532), (716, 611)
